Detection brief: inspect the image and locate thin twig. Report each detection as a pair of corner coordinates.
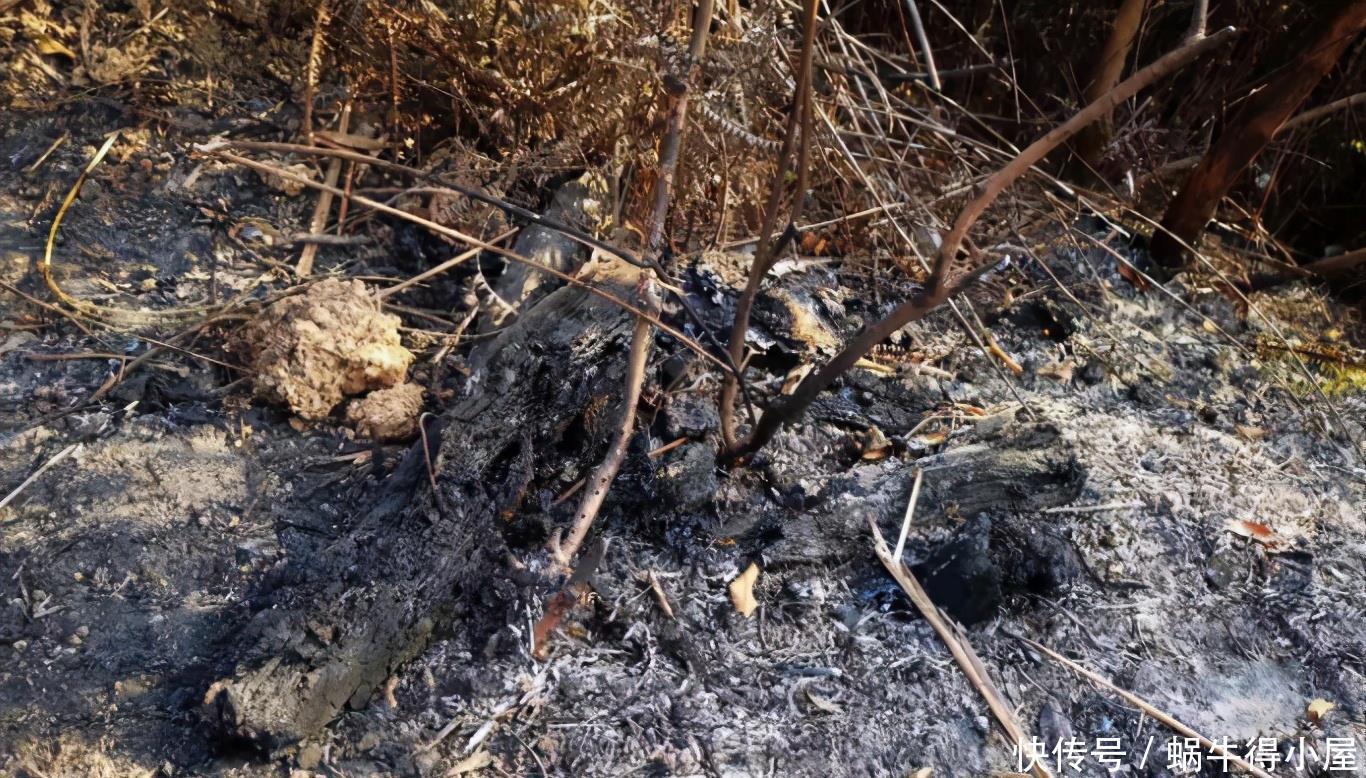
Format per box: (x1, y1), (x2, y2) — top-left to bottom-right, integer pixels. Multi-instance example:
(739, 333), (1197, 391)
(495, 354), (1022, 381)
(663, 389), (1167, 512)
(301, 0), (331, 143)
(903, 0), (940, 91)
(378, 228), (516, 299)
(0, 443), (79, 515)
(417, 412), (438, 492)
(644, 0), (714, 254)
(1282, 90), (1366, 131)
(551, 277), (658, 568)
(199, 146), (730, 376)
(890, 467), (923, 562)
(1016, 636), (1274, 778)
(297, 98), (350, 276)
(720, 0), (821, 448)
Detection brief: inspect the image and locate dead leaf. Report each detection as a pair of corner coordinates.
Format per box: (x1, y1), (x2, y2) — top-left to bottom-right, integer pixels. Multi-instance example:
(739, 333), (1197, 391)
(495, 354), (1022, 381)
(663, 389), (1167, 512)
(804, 686), (842, 714)
(1306, 698), (1335, 723)
(729, 562), (760, 618)
(911, 429), (949, 448)
(799, 231), (828, 255)
(1225, 519), (1291, 552)
(860, 426), (892, 461)
(1037, 361), (1075, 382)
(33, 33), (76, 58)
(1117, 261), (1150, 291)
(446, 749), (493, 775)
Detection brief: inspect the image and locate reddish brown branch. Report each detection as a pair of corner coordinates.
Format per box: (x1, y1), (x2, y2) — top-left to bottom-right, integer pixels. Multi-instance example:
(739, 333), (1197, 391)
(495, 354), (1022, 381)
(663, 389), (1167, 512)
(1073, 0), (1147, 170)
(645, 0), (715, 254)
(934, 27), (1237, 286)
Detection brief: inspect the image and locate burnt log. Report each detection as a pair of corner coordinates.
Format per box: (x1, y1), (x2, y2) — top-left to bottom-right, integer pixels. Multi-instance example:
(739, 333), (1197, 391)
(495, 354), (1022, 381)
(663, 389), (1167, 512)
(206, 255), (644, 753)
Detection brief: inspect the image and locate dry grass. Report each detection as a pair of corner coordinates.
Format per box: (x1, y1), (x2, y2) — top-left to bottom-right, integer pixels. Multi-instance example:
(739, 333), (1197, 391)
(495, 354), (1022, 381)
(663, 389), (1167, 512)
(10, 736), (156, 778)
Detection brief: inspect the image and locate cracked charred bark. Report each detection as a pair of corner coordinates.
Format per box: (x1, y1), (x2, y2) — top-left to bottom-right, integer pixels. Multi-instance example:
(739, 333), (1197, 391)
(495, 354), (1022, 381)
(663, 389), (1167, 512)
(205, 253), (643, 753)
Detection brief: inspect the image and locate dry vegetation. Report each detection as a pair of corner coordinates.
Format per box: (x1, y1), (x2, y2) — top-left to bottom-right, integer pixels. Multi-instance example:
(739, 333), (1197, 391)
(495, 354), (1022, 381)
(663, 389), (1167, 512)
(1, 0), (1365, 774)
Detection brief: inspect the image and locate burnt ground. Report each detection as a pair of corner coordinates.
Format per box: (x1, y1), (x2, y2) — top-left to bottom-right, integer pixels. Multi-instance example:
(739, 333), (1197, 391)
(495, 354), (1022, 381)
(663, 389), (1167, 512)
(3, 27), (1366, 778)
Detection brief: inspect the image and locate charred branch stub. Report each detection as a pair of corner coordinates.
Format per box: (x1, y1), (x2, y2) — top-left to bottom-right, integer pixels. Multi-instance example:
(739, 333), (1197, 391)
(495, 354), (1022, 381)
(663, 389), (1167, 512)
(205, 255), (647, 752)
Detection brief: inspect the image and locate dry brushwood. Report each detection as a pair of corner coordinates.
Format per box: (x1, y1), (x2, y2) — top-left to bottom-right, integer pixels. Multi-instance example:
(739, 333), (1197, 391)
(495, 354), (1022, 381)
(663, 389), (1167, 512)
(725, 26), (1239, 459)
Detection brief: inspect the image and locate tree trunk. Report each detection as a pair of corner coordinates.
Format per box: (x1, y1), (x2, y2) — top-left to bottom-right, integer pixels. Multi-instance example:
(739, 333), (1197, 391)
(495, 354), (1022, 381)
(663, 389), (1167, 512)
(1150, 1), (1366, 268)
(1072, 0), (1147, 173)
(205, 252), (643, 753)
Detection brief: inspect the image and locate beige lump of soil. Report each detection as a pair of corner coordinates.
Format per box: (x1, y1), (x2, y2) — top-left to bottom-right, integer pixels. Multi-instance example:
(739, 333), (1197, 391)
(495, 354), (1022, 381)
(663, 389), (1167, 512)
(346, 382), (425, 441)
(241, 278), (417, 422)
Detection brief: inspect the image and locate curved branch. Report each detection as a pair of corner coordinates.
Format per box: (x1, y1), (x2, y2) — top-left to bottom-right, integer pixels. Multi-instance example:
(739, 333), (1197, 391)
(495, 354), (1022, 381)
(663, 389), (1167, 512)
(726, 26), (1239, 460)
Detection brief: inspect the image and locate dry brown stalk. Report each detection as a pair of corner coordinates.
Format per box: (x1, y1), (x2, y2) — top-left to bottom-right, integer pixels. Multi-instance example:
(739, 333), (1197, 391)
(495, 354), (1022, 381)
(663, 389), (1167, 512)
(550, 0), (715, 569)
(902, 0), (940, 91)
(301, 0), (331, 143)
(645, 0), (714, 254)
(377, 228), (517, 300)
(869, 512), (1052, 778)
(297, 99), (350, 277)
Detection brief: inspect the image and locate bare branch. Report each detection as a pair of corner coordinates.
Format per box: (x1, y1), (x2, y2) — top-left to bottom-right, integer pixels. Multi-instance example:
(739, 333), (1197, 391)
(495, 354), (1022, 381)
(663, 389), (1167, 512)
(719, 0), (820, 448)
(726, 26), (1238, 459)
